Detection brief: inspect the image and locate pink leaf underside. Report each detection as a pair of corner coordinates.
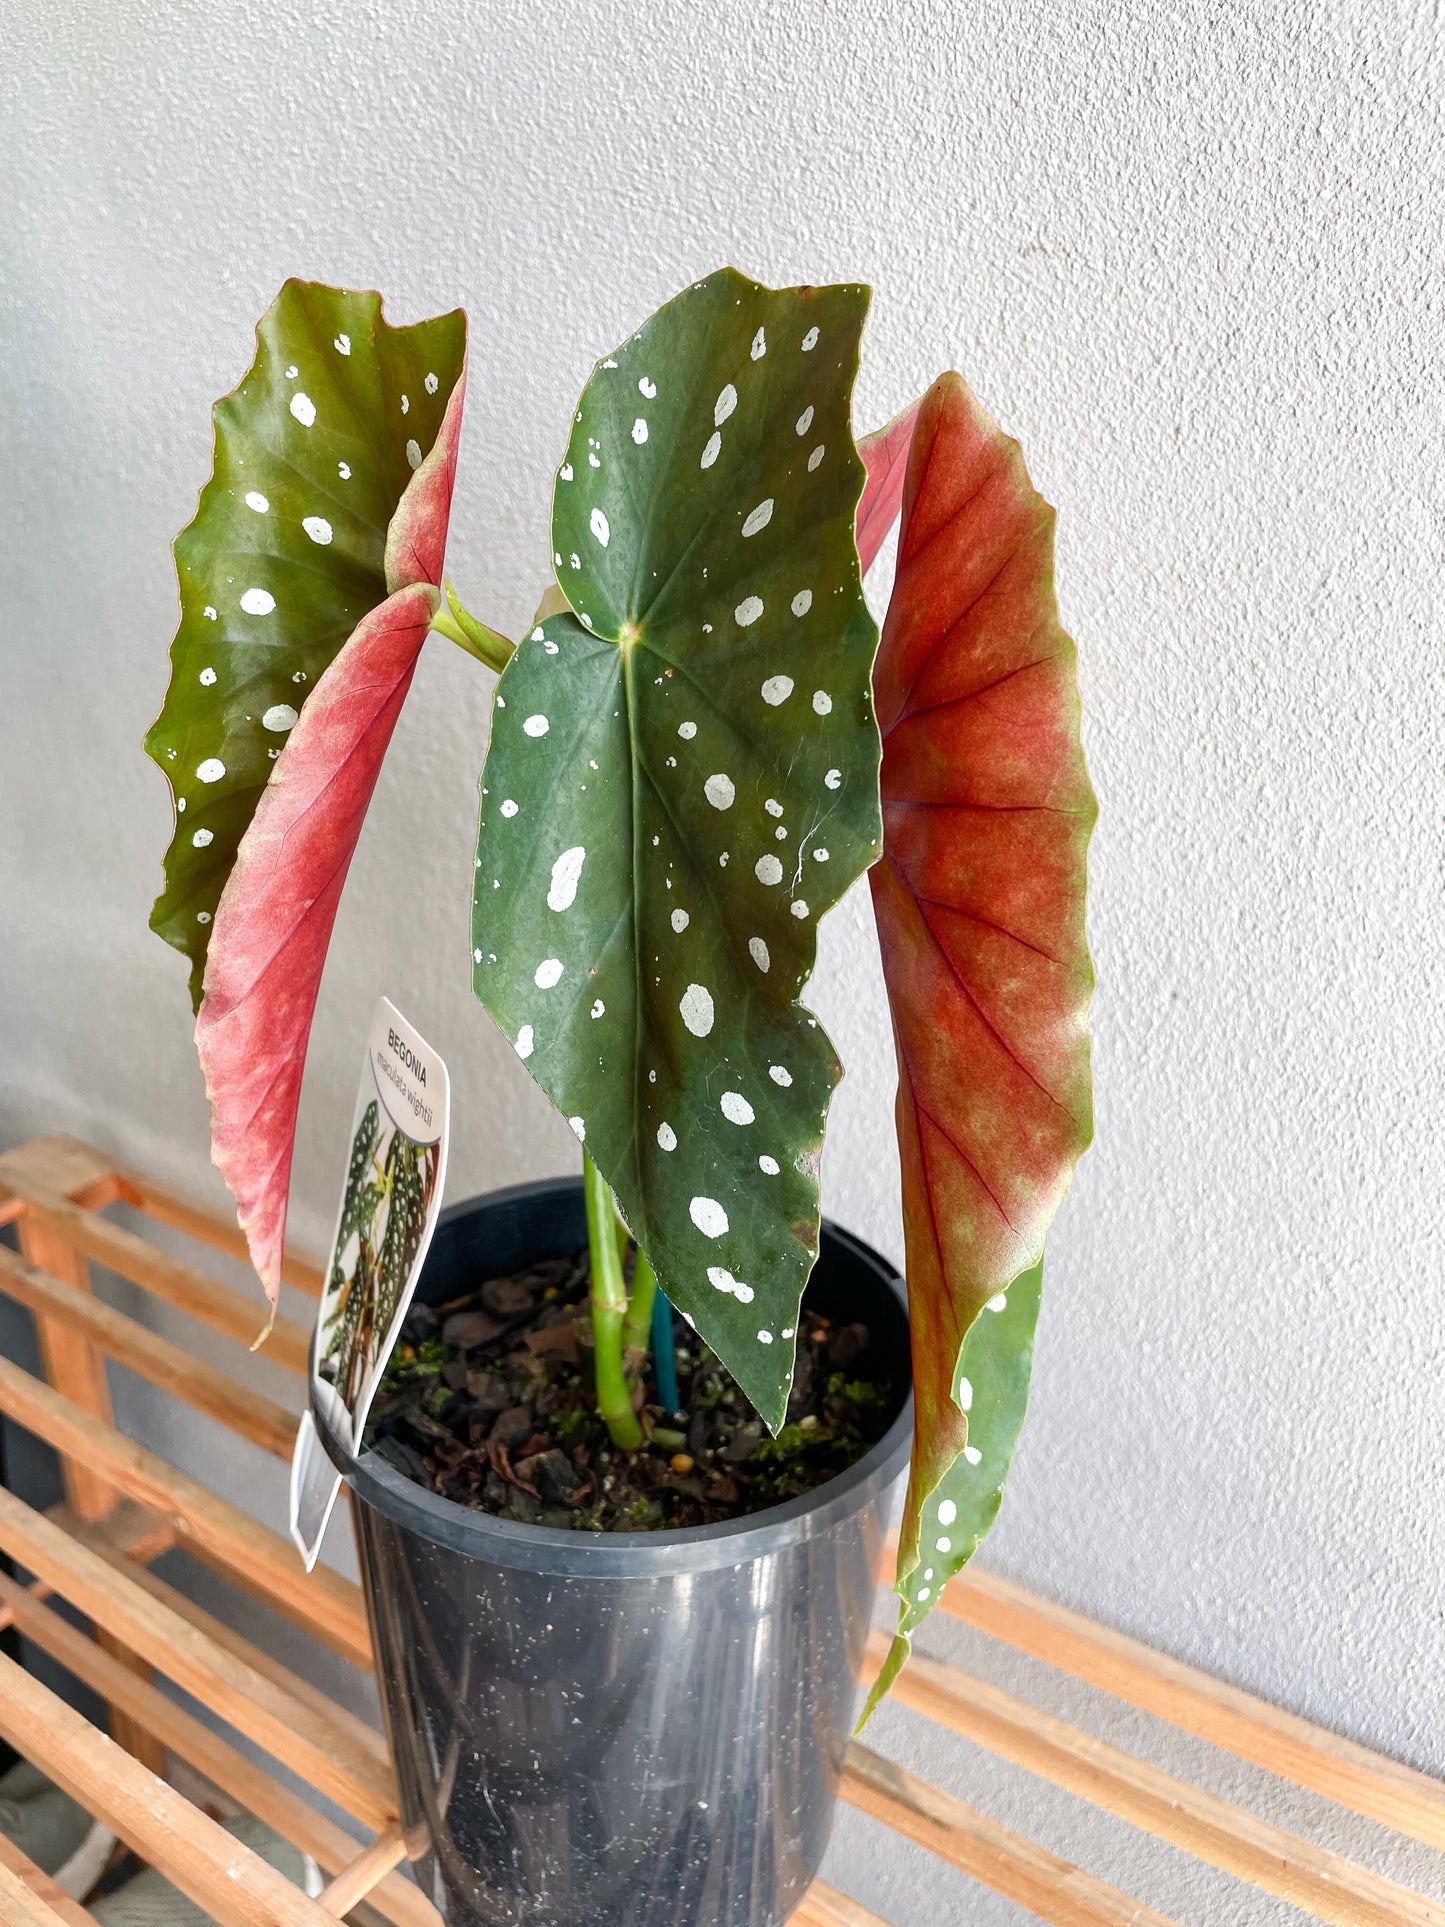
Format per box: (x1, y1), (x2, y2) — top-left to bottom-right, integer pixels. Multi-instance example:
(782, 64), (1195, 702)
(869, 371), (1095, 1500)
(855, 398), (923, 576)
(195, 583), (439, 1306)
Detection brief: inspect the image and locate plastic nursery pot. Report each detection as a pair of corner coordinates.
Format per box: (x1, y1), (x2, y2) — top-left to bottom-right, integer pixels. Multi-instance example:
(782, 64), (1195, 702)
(314, 1176), (913, 1927)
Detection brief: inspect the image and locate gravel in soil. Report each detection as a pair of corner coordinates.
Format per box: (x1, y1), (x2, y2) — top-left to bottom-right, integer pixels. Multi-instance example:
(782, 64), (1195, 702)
(364, 1250), (901, 1531)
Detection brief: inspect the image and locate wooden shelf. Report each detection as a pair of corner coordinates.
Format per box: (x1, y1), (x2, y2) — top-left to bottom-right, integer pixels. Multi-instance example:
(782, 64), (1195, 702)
(0, 1132), (1441, 1926)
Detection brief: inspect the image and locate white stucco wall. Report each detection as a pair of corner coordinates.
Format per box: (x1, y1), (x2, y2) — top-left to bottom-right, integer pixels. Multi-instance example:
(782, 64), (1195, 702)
(4, 1), (1444, 1917)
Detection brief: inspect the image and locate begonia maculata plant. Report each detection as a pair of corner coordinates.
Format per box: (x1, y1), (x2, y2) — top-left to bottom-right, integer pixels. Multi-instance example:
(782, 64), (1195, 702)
(145, 269), (1096, 1698)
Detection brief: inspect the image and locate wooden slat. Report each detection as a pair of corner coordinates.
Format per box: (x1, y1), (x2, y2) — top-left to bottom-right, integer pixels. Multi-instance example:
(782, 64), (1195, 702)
(13, 1214), (114, 1525)
(0, 1572), (435, 1927)
(0, 1357), (370, 1667)
(872, 1631), (1445, 1927)
(110, 1160), (327, 1300)
(0, 1243), (297, 1459)
(0, 1856), (77, 1927)
(316, 1825), (407, 1917)
(0, 1136), (124, 1213)
(791, 1878), (898, 1927)
(0, 1837), (93, 1927)
(13, 1204), (169, 1780)
(0, 1652), (335, 1927)
(842, 1744), (1179, 1927)
(945, 1565), (1445, 1853)
(1, 1183), (310, 1375)
(63, 1513), (390, 1776)
(0, 1486), (392, 1832)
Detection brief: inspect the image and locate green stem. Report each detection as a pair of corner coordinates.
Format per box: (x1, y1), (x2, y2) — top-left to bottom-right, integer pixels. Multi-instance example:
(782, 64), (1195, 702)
(620, 1246), (658, 1366)
(428, 580), (515, 674)
(583, 1154), (643, 1450)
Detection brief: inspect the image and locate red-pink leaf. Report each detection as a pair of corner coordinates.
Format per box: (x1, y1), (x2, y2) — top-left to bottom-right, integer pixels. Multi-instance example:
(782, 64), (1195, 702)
(195, 581), (439, 1308)
(856, 398), (922, 575)
(869, 371), (1095, 1622)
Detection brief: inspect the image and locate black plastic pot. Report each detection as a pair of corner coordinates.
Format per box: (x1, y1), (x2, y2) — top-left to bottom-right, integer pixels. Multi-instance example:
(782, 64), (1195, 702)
(315, 1177), (912, 1927)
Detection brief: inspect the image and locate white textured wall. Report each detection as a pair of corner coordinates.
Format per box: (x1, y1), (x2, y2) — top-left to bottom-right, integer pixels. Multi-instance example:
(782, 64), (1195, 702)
(4, 2), (1445, 1917)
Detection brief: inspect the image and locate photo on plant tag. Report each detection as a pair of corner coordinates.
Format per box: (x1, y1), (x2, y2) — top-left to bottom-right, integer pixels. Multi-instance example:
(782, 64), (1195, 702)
(309, 998), (449, 1457)
(316, 1096), (440, 1417)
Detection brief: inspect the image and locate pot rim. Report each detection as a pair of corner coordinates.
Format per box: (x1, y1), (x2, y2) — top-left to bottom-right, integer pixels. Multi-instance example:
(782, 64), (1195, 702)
(313, 1175), (914, 1578)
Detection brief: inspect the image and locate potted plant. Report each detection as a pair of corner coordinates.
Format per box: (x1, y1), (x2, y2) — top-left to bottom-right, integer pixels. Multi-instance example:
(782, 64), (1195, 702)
(145, 270), (1095, 1926)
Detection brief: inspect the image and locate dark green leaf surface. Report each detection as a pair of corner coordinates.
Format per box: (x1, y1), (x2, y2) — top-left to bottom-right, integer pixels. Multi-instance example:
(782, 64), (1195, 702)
(472, 270), (881, 1427)
(145, 281), (465, 1008)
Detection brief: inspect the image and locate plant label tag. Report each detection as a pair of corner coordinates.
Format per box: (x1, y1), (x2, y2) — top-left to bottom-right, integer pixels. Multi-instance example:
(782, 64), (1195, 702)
(289, 997), (450, 1569)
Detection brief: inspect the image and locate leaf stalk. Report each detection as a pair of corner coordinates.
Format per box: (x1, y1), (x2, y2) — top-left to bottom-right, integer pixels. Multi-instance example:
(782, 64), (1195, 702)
(583, 1154), (644, 1450)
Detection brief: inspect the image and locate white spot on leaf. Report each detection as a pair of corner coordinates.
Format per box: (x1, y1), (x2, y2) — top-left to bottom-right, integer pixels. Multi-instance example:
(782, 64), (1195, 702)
(795, 405), (814, 435)
(769, 1064), (792, 1087)
(523, 714), (550, 737)
(824, 768), (841, 790)
(757, 1330), (774, 1344)
(639, 377), (657, 398)
(240, 588), (275, 616)
(500, 799), (519, 818)
(534, 958), (564, 988)
(812, 690), (832, 715)
(748, 937), (770, 972)
(334, 334), (351, 355)
(199, 667), (217, 686)
(790, 899), (809, 919)
(742, 498), (774, 538)
(714, 384), (737, 425)
(721, 1092), (754, 1126)
(937, 1499), (958, 1526)
(590, 507), (610, 547)
(671, 908), (690, 933)
(986, 1292), (1008, 1312)
(761, 676), (793, 706)
(425, 371), (439, 394)
(791, 589), (812, 617)
(964, 1446), (983, 1465)
(197, 758), (226, 784)
(289, 392), (316, 426)
(678, 720), (697, 740)
(262, 704), (298, 732)
(701, 431), (721, 468)
(632, 418), (648, 444)
(690, 1196), (728, 1238)
(547, 845), (586, 911)
(192, 828), (213, 848)
(338, 462), (351, 480)
(704, 773), (735, 810)
(759, 1155), (779, 1175)
(801, 326), (819, 351)
(657, 1122), (677, 1152)
(734, 596), (763, 627)
(591, 999), (605, 1018)
(755, 855), (783, 885)
(406, 439), (422, 469)
(244, 491), (269, 513)
(303, 516), (333, 545)
(568, 1116), (586, 1141)
(808, 444), (825, 471)
(750, 326), (766, 359)
(680, 983), (714, 1036)
(958, 1377), (973, 1412)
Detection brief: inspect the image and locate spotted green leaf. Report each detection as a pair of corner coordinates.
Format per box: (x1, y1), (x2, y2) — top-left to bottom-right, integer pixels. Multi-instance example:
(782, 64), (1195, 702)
(145, 280), (466, 1009)
(860, 1257), (1041, 1721)
(472, 269), (881, 1428)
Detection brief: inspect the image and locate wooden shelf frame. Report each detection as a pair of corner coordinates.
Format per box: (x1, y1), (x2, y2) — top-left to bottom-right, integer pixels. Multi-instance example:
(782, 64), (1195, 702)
(0, 1133), (1440, 1926)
